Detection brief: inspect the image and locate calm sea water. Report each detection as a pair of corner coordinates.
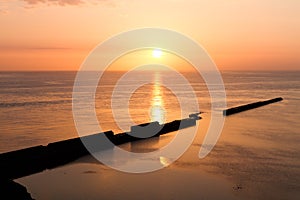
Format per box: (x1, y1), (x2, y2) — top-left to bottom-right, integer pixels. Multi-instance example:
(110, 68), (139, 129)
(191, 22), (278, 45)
(1, 71), (299, 199)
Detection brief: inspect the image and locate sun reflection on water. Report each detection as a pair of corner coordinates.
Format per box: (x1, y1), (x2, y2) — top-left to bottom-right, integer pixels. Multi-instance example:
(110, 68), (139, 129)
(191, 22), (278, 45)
(159, 156), (171, 167)
(150, 73), (166, 124)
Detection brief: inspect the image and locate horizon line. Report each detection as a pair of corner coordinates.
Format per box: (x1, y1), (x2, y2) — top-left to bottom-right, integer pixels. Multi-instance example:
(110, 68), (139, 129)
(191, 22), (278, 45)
(0, 69), (299, 72)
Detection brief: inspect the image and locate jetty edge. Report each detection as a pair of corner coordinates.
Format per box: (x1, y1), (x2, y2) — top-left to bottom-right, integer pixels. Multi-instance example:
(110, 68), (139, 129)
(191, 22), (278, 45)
(0, 113), (201, 180)
(223, 97), (283, 116)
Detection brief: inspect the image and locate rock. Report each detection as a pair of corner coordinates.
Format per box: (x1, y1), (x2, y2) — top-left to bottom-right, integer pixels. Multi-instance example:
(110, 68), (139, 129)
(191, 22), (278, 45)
(0, 179), (34, 200)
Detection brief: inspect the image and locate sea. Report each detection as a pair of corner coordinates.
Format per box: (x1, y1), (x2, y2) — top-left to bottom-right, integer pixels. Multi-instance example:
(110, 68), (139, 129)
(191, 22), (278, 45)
(0, 70), (299, 199)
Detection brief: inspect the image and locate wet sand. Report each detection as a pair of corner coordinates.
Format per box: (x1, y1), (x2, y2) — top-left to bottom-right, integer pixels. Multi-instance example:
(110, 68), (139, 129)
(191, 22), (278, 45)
(17, 156), (239, 200)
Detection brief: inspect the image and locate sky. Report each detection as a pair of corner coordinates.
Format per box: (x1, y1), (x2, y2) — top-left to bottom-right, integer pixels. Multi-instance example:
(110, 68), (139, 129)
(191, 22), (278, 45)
(0, 0), (299, 71)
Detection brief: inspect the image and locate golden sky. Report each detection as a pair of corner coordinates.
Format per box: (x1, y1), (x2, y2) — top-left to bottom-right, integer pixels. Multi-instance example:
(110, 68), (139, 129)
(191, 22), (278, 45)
(0, 0), (299, 71)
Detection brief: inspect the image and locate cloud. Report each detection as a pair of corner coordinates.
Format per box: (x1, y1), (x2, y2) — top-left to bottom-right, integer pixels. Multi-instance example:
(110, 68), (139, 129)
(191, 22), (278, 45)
(0, 8), (9, 14)
(22, 0), (106, 6)
(23, 0), (85, 6)
(0, 1), (10, 14)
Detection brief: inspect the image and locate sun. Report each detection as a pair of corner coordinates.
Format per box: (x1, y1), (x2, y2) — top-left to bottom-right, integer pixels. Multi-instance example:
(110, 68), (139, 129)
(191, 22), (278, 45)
(152, 49), (163, 58)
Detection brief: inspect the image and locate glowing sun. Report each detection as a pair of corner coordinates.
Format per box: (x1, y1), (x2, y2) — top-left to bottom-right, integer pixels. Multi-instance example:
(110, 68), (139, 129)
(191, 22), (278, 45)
(152, 49), (163, 58)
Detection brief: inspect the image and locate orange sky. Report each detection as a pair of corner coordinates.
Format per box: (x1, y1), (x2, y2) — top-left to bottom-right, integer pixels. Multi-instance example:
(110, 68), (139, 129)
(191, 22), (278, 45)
(0, 0), (299, 71)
